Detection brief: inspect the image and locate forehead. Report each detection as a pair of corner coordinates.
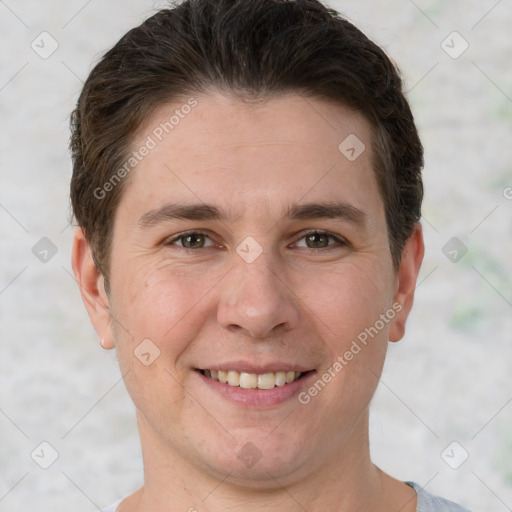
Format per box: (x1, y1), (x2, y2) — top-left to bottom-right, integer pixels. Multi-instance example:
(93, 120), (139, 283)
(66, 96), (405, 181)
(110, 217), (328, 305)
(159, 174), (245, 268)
(139, 91), (373, 154)
(120, 91), (383, 226)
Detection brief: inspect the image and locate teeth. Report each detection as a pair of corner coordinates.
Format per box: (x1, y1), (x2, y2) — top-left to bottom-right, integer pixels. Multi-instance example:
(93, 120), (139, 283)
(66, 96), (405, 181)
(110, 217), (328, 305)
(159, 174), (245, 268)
(201, 369), (303, 389)
(275, 371), (287, 387)
(240, 372), (257, 389)
(257, 373), (275, 390)
(227, 370), (239, 386)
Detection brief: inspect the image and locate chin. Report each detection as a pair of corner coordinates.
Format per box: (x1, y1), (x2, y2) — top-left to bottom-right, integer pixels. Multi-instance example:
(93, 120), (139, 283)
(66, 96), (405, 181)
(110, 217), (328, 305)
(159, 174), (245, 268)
(199, 431), (311, 486)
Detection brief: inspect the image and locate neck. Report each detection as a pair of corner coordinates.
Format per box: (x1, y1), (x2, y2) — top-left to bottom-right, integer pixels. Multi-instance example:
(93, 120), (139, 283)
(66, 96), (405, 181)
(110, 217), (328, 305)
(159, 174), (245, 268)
(121, 409), (415, 512)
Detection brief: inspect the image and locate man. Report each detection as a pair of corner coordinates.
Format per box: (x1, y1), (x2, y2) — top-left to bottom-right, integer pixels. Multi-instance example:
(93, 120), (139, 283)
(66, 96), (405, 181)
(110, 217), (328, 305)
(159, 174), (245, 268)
(70, 0), (471, 510)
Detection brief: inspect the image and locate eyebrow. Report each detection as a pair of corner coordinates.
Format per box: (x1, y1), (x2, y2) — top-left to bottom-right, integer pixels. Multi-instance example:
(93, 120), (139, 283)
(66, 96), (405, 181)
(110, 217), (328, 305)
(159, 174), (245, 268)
(137, 200), (368, 229)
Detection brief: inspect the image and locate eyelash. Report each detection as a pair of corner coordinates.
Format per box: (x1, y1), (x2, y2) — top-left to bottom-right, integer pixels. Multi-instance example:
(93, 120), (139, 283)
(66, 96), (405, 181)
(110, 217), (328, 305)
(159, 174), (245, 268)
(165, 229), (348, 252)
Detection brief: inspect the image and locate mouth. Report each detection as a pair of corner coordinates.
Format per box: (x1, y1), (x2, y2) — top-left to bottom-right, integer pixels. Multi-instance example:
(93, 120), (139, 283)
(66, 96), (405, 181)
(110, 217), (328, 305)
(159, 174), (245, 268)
(196, 368), (312, 390)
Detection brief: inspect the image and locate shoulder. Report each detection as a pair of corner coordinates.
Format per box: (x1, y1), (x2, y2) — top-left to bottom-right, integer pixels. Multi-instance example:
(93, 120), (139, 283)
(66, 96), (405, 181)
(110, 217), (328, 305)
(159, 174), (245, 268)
(97, 498), (123, 512)
(406, 482), (473, 512)
(98, 484), (473, 512)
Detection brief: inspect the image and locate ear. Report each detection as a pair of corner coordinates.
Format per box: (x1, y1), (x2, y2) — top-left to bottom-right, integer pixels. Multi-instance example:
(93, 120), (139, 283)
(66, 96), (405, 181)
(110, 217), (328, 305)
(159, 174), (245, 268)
(71, 227), (115, 349)
(388, 222), (425, 342)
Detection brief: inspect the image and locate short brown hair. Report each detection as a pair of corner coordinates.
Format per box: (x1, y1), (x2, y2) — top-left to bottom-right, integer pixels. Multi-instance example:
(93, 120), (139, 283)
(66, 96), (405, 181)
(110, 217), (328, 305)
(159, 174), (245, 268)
(69, 0), (423, 279)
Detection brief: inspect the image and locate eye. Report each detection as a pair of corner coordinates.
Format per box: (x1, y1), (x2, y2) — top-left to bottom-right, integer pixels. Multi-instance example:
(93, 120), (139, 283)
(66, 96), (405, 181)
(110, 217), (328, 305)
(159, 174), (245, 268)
(293, 230), (347, 250)
(166, 231), (216, 250)
(165, 229), (347, 252)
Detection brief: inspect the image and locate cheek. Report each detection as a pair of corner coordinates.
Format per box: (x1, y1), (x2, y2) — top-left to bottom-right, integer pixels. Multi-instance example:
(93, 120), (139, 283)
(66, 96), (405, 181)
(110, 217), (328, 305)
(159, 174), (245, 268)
(299, 260), (395, 343)
(108, 265), (213, 426)
(112, 262), (213, 340)
(108, 260), (232, 388)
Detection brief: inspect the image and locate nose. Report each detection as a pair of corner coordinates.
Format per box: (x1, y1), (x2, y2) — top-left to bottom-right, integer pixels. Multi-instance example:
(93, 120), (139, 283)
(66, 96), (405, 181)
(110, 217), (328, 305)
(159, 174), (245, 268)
(216, 250), (300, 339)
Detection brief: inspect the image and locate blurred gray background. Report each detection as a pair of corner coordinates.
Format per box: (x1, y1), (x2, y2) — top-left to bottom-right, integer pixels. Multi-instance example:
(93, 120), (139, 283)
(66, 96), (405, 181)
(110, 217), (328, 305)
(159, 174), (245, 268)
(1, 1), (511, 510)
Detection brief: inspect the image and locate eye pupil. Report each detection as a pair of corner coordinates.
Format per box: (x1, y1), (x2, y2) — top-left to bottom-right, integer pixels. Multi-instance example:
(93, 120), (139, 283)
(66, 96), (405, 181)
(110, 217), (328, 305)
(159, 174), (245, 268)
(184, 233), (204, 248)
(306, 233), (329, 248)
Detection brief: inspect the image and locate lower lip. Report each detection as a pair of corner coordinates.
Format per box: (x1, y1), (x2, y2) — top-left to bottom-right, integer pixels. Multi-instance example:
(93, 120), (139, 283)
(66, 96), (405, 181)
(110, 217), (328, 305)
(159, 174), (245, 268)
(195, 370), (317, 408)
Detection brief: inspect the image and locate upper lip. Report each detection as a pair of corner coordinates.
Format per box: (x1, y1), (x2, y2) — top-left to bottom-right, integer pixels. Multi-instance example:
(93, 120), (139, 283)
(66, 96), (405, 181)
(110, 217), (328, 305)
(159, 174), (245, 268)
(196, 361), (315, 374)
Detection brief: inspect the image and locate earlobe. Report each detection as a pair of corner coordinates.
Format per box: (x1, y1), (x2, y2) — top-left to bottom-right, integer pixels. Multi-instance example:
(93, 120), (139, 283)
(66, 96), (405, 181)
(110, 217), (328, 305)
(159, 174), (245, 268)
(71, 227), (115, 350)
(388, 223), (425, 342)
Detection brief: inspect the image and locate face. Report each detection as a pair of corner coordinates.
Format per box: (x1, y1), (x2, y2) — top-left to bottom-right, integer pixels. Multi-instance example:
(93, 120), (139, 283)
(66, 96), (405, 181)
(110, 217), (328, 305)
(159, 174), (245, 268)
(75, 91), (422, 487)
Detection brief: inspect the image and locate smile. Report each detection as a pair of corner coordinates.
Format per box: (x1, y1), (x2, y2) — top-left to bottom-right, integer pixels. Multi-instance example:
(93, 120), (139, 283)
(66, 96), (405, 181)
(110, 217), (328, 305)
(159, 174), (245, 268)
(198, 369), (306, 389)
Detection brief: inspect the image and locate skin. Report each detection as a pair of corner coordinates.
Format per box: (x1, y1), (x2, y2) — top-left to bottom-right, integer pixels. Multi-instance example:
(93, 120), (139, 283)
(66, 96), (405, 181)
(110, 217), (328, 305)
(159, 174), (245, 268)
(73, 91), (424, 511)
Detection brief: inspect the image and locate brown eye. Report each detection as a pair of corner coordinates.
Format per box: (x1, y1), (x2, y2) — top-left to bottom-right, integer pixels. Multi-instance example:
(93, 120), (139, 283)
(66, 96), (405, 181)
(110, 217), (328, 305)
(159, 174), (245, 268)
(294, 230), (346, 250)
(167, 231), (214, 249)
(305, 232), (330, 248)
(182, 233), (205, 249)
